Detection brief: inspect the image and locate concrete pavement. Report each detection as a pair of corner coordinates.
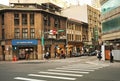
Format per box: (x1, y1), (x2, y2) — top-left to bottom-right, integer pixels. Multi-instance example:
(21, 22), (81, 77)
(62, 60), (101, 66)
(0, 56), (119, 66)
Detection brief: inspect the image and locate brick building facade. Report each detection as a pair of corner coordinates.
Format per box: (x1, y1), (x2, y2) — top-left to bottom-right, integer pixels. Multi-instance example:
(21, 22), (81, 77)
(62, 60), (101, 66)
(0, 3), (67, 61)
(0, 3), (88, 61)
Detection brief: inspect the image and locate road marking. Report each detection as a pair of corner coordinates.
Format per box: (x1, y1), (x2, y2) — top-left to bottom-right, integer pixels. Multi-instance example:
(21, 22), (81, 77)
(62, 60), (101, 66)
(28, 74), (76, 80)
(48, 69), (89, 74)
(56, 68), (95, 71)
(61, 66), (102, 70)
(14, 77), (46, 81)
(39, 71), (83, 77)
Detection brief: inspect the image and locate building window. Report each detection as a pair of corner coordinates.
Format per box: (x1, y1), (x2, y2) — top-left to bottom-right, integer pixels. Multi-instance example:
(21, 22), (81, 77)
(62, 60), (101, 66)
(2, 29), (5, 39)
(72, 34), (74, 41)
(48, 16), (50, 26)
(30, 28), (35, 39)
(22, 14), (27, 25)
(14, 28), (20, 39)
(43, 15), (50, 26)
(2, 14), (4, 25)
(30, 13), (34, 26)
(14, 13), (19, 26)
(67, 34), (70, 41)
(54, 18), (60, 28)
(22, 28), (28, 39)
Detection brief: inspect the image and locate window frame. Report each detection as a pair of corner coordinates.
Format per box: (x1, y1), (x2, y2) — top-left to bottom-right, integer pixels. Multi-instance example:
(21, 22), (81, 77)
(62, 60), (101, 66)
(22, 13), (27, 25)
(22, 28), (28, 39)
(14, 28), (20, 39)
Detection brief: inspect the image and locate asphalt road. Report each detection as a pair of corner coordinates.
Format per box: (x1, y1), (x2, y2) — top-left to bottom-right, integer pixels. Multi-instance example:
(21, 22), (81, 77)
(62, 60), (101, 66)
(0, 56), (120, 81)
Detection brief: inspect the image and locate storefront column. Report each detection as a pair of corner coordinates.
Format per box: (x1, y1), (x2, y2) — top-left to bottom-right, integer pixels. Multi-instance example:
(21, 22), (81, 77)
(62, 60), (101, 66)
(37, 44), (43, 60)
(5, 45), (13, 61)
(51, 44), (55, 58)
(0, 46), (3, 61)
(101, 45), (105, 61)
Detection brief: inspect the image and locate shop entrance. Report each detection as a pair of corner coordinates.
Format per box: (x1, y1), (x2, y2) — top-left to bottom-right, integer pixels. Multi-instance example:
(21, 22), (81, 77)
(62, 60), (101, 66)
(17, 46), (37, 60)
(2, 46), (5, 61)
(12, 39), (38, 60)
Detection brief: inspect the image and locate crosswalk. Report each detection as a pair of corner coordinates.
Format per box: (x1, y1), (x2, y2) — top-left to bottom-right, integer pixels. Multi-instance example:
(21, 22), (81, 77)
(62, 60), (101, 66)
(14, 63), (109, 81)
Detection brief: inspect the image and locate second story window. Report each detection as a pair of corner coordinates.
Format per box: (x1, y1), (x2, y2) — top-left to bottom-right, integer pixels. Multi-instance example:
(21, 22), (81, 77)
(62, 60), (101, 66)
(22, 28), (28, 39)
(30, 28), (35, 39)
(14, 28), (20, 39)
(14, 13), (19, 26)
(30, 13), (34, 26)
(22, 14), (27, 25)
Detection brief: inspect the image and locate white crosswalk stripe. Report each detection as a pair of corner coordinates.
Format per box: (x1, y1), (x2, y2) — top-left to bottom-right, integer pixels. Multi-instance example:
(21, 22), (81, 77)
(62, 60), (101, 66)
(28, 74), (76, 80)
(48, 69), (89, 74)
(56, 68), (95, 71)
(61, 65), (104, 70)
(14, 77), (46, 81)
(39, 71), (83, 77)
(14, 62), (108, 81)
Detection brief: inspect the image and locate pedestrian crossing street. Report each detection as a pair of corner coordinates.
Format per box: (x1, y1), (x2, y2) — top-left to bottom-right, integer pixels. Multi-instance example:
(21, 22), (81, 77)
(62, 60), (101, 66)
(14, 63), (109, 81)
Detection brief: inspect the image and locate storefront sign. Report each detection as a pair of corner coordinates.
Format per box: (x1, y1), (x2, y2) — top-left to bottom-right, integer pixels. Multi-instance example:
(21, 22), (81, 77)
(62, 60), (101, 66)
(12, 40), (38, 45)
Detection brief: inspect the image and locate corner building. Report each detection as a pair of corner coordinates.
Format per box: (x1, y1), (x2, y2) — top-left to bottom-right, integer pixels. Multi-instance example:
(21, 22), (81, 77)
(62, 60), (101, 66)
(100, 0), (120, 60)
(101, 0), (120, 48)
(0, 3), (67, 61)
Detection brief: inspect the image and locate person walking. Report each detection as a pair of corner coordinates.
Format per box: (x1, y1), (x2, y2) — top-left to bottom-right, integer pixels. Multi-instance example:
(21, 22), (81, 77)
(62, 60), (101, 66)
(70, 50), (72, 57)
(60, 50), (66, 59)
(45, 51), (49, 59)
(54, 51), (57, 58)
(110, 51), (114, 63)
(97, 51), (102, 61)
(26, 49), (30, 60)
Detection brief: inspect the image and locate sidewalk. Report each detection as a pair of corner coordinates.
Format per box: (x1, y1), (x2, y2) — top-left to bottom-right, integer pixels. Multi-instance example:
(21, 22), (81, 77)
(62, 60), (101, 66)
(13, 56), (98, 63)
(0, 56), (118, 65)
(86, 58), (120, 67)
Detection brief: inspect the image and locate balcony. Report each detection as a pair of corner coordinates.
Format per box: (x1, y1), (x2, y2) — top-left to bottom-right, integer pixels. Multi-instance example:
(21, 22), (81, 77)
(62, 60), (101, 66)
(47, 35), (56, 39)
(59, 36), (66, 39)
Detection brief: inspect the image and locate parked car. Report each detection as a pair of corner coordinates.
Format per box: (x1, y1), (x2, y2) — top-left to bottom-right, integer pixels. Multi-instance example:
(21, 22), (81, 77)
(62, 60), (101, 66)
(82, 52), (89, 56)
(72, 52), (81, 57)
(89, 51), (97, 56)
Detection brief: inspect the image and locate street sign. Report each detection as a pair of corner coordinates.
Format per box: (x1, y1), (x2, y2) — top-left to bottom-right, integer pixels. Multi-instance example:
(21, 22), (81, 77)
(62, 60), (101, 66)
(41, 36), (44, 46)
(58, 30), (64, 32)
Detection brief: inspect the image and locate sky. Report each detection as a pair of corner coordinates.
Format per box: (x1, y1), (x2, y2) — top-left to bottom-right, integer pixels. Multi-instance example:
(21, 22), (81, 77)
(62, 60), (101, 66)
(0, 0), (9, 5)
(65, 0), (91, 5)
(0, 0), (91, 6)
